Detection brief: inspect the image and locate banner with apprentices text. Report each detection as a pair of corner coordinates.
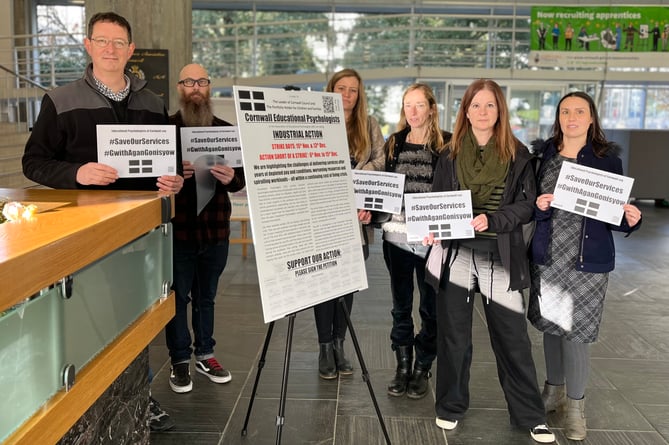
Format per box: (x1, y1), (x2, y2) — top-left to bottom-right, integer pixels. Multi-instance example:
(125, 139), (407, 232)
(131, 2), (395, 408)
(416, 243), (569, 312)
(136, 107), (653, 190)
(233, 86), (367, 323)
(529, 6), (669, 68)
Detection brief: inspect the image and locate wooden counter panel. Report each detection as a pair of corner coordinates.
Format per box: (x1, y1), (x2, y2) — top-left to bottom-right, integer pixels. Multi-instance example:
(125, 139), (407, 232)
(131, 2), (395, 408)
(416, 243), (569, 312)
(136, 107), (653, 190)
(3, 290), (175, 445)
(0, 189), (174, 311)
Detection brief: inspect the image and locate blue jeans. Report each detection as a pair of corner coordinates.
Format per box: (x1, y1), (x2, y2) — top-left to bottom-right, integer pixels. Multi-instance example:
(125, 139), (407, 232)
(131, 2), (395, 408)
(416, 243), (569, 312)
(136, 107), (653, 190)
(382, 241), (437, 366)
(165, 240), (229, 364)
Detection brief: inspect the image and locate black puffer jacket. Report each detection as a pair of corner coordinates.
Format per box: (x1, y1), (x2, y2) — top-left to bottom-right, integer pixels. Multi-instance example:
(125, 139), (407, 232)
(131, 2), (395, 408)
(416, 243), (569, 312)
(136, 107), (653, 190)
(431, 142), (537, 291)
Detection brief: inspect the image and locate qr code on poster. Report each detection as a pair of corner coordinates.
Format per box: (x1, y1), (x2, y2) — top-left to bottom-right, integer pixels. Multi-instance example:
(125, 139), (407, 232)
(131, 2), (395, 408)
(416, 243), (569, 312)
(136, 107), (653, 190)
(322, 95), (334, 113)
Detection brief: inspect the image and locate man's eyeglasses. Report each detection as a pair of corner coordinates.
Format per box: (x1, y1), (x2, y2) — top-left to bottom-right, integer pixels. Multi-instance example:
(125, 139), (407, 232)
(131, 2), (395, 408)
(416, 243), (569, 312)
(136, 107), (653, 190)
(178, 78), (211, 87)
(89, 37), (130, 49)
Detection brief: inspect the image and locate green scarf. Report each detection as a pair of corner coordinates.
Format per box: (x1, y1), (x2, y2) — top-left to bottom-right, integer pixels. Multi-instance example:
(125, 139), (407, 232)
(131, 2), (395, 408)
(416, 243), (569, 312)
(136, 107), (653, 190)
(456, 129), (509, 208)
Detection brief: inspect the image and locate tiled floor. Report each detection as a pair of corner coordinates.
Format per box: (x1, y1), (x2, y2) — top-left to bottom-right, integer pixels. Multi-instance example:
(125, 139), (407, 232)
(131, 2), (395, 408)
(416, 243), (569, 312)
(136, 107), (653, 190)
(149, 200), (669, 445)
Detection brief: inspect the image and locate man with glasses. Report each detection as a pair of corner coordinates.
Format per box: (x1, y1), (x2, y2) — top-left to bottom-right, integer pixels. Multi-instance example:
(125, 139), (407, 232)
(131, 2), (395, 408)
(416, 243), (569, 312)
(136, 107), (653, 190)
(22, 11), (180, 432)
(23, 11), (182, 193)
(165, 63), (245, 394)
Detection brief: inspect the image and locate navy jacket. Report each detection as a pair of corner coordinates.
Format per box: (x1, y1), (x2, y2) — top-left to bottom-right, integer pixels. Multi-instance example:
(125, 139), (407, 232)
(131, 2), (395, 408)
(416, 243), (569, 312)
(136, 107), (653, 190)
(531, 138), (641, 273)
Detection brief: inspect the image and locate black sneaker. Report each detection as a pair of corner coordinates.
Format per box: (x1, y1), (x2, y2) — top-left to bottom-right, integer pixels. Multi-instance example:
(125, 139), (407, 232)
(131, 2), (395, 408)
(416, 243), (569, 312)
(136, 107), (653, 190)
(169, 362), (193, 393)
(148, 396), (175, 432)
(195, 357), (232, 383)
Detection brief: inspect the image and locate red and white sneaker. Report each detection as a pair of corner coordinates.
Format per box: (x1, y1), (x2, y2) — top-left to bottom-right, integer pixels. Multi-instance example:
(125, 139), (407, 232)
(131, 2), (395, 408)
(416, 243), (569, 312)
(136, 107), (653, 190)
(195, 357), (232, 384)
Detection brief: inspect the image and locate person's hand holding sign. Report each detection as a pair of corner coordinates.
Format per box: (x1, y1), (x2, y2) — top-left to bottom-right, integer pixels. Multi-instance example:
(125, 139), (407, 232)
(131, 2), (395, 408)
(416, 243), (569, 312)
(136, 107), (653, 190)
(211, 164), (235, 185)
(357, 209), (372, 225)
(536, 193), (554, 211)
(76, 162), (118, 186)
(422, 232), (436, 246)
(182, 160), (195, 180)
(471, 214), (489, 232)
(157, 174), (184, 193)
(623, 203), (642, 227)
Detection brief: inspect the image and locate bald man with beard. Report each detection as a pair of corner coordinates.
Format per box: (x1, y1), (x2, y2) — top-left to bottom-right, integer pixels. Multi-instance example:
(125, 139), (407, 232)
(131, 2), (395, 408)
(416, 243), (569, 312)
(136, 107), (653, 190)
(165, 63), (246, 394)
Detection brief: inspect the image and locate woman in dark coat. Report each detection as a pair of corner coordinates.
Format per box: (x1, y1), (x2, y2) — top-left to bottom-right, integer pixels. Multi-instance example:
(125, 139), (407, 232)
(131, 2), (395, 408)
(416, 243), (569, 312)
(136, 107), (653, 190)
(425, 79), (554, 443)
(529, 91), (642, 441)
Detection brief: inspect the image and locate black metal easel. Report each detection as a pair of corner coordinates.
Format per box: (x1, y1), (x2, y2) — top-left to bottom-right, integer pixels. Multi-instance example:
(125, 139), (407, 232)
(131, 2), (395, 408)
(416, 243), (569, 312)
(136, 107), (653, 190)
(241, 296), (391, 445)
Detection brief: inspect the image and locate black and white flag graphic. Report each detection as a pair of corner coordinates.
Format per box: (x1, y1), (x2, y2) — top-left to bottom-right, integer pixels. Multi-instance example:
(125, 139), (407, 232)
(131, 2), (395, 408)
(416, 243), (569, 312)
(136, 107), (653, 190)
(237, 89), (266, 111)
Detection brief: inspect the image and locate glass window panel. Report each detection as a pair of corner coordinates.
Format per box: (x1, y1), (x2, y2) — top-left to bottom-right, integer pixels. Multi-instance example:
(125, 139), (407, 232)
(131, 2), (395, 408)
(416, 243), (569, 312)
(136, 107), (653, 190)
(601, 87), (645, 129)
(0, 291), (62, 442)
(644, 88), (669, 129)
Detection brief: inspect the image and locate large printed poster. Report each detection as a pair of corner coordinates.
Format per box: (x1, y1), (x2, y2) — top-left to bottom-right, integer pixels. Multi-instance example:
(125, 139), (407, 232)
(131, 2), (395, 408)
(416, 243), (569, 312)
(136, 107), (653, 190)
(233, 86), (368, 323)
(530, 6), (669, 68)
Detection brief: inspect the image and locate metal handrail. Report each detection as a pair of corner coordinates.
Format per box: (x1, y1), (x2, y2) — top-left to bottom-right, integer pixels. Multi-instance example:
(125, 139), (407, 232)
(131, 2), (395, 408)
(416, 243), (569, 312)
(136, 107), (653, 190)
(0, 64), (49, 92)
(0, 30), (86, 132)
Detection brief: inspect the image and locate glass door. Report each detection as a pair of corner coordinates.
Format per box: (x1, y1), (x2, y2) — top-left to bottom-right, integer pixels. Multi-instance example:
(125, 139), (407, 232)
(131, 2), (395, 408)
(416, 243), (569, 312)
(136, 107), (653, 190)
(507, 87), (565, 144)
(444, 83), (469, 133)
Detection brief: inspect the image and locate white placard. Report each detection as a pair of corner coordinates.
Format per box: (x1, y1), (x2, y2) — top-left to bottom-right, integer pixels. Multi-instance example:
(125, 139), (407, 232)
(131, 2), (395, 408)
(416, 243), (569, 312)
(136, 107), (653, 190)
(351, 170), (405, 214)
(96, 124), (176, 177)
(233, 86), (368, 323)
(552, 161), (634, 225)
(180, 126), (243, 167)
(405, 191), (475, 242)
(180, 126), (242, 214)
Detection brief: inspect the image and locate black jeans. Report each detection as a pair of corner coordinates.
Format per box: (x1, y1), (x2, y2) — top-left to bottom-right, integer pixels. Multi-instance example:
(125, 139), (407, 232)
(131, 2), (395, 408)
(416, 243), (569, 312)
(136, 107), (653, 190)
(313, 293), (353, 343)
(382, 241), (437, 366)
(434, 246), (545, 428)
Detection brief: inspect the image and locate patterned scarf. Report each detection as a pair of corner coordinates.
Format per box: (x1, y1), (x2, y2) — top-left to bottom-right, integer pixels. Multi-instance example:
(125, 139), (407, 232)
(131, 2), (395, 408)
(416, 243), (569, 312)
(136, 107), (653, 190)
(456, 129), (509, 208)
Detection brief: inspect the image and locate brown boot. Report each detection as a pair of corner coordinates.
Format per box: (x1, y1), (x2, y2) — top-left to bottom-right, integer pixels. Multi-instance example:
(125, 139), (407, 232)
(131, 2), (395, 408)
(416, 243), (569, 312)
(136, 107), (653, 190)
(565, 397), (586, 441)
(541, 381), (566, 413)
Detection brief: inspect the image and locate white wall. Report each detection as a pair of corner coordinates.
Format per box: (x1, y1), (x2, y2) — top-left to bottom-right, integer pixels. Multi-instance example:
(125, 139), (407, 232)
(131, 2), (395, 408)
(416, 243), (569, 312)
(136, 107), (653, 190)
(211, 97), (237, 124)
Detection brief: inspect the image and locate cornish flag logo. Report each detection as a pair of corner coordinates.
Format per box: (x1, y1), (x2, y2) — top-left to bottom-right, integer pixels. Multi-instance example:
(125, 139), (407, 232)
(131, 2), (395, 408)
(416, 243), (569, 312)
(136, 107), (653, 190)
(574, 198), (600, 217)
(429, 223), (452, 238)
(238, 90), (266, 111)
(363, 197), (384, 210)
(128, 159), (153, 175)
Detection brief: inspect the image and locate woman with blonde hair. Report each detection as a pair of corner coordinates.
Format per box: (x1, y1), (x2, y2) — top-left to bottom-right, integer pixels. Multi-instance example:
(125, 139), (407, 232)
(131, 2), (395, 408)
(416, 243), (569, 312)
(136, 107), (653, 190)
(381, 83), (451, 399)
(313, 68), (384, 379)
(425, 79), (554, 443)
(327, 68), (385, 171)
